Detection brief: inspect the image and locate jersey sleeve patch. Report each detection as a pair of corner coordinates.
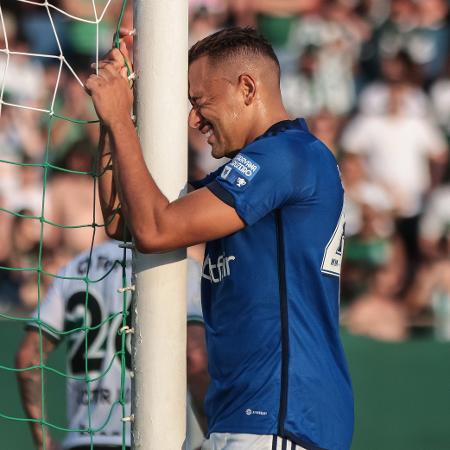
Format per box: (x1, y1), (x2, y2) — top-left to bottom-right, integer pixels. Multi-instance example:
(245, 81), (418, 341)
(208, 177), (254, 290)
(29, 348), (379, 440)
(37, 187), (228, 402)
(220, 154), (260, 189)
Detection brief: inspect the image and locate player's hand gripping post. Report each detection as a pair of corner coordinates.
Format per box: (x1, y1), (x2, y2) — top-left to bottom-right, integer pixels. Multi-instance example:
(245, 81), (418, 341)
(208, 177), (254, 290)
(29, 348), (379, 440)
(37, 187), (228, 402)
(86, 39), (134, 127)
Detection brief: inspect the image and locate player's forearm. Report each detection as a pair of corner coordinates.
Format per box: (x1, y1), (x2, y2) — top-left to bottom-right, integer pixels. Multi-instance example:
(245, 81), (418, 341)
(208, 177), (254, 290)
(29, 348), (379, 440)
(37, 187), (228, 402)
(107, 118), (172, 252)
(17, 371), (47, 448)
(189, 376), (209, 434)
(16, 357), (48, 448)
(98, 125), (131, 240)
(16, 332), (57, 450)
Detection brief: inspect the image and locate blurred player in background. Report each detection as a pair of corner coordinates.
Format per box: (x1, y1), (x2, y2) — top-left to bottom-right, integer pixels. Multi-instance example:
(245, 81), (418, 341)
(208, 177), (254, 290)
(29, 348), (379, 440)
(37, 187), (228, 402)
(16, 240), (208, 450)
(87, 27), (353, 450)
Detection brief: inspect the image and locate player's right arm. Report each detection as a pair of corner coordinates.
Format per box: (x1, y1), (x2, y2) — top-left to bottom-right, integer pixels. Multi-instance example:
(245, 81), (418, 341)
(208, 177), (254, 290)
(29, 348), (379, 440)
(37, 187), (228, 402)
(89, 42), (246, 250)
(94, 41), (133, 241)
(16, 330), (59, 450)
(98, 124), (131, 240)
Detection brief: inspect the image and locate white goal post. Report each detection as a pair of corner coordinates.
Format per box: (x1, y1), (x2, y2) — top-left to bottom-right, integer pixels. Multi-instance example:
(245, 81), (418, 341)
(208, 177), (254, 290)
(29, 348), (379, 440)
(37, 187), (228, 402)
(132, 1), (188, 449)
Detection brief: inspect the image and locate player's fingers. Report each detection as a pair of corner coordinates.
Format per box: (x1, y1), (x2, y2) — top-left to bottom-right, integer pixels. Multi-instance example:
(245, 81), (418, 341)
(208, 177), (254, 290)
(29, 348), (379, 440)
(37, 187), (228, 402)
(101, 62), (122, 78)
(92, 58), (131, 85)
(110, 47), (126, 65)
(84, 74), (100, 94)
(120, 66), (129, 81)
(100, 47), (126, 67)
(119, 40), (133, 68)
(96, 67), (118, 82)
(85, 78), (101, 96)
(100, 47), (119, 63)
(85, 69), (118, 96)
(91, 60), (122, 72)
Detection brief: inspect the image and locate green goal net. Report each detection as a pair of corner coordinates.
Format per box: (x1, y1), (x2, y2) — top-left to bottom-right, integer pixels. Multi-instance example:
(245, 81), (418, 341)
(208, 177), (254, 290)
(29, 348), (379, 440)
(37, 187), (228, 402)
(0, 1), (131, 449)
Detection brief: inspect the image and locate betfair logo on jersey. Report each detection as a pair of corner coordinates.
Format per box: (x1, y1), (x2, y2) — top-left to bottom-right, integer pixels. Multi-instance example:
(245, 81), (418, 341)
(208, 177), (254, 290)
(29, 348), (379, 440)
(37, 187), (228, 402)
(220, 153), (260, 188)
(202, 253), (235, 283)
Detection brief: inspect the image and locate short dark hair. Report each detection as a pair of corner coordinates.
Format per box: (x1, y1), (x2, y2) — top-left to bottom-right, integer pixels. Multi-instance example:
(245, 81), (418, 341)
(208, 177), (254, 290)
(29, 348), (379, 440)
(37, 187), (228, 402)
(189, 27), (280, 74)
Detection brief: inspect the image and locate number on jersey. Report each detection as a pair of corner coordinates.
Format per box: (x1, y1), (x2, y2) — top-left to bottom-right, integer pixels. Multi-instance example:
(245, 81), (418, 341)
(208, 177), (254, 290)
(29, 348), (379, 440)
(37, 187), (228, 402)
(321, 210), (345, 277)
(65, 292), (132, 376)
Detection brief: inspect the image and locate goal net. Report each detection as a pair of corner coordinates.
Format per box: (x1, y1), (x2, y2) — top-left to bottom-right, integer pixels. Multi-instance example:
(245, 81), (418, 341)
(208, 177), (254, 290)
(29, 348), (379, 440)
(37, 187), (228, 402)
(0, 1), (131, 449)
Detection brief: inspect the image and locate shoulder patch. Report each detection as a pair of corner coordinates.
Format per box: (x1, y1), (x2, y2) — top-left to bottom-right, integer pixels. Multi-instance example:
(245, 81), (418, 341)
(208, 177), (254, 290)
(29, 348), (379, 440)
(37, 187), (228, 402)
(220, 153), (260, 189)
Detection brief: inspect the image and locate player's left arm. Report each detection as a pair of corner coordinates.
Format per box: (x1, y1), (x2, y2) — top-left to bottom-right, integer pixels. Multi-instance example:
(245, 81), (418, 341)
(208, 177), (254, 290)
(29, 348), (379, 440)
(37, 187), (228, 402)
(187, 322), (209, 435)
(16, 330), (59, 450)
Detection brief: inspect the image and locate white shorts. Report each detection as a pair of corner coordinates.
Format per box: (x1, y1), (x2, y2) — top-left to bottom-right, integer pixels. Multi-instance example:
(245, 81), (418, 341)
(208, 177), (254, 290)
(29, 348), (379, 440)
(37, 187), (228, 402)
(201, 433), (306, 450)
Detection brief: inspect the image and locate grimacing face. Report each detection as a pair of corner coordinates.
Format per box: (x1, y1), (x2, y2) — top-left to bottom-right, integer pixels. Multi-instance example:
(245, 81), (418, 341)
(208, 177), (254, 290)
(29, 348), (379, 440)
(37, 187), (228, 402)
(188, 56), (249, 159)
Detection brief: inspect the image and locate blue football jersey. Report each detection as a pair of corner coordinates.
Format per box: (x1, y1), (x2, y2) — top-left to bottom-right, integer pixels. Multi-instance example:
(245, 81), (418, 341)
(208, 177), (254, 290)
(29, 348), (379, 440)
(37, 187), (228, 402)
(196, 119), (354, 450)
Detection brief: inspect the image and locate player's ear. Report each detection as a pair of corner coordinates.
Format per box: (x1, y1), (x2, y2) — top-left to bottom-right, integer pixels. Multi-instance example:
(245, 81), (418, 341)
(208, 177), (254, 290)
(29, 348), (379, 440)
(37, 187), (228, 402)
(238, 74), (256, 106)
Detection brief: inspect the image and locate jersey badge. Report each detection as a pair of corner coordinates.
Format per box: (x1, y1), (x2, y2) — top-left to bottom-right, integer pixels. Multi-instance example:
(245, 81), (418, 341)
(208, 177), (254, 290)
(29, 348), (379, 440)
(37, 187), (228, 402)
(220, 153), (260, 188)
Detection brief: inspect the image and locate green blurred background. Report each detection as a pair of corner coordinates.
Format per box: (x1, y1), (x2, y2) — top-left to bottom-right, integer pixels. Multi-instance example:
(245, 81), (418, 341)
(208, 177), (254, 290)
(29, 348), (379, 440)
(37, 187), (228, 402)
(1, 321), (449, 450)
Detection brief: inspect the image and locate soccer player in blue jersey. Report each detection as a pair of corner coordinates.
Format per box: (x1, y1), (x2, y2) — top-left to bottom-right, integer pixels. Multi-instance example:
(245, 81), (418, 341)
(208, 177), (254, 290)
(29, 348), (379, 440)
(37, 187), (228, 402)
(86, 27), (354, 450)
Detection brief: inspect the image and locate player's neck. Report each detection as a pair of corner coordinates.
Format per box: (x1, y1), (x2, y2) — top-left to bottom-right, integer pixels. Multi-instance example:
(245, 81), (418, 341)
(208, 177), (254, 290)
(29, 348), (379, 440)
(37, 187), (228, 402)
(247, 106), (291, 145)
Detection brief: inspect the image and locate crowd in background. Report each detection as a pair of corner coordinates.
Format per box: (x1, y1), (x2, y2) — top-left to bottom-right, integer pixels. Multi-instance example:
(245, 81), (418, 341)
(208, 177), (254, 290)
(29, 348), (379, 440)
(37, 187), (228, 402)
(0, 0), (449, 342)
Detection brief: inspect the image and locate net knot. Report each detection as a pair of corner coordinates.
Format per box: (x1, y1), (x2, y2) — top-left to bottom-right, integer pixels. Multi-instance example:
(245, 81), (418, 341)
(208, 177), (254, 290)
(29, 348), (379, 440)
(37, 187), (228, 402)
(118, 285), (135, 294)
(119, 325), (134, 335)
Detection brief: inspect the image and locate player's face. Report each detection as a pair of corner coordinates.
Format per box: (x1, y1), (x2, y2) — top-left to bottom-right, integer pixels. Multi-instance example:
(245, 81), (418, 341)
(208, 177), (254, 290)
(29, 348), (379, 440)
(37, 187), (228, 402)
(188, 57), (248, 159)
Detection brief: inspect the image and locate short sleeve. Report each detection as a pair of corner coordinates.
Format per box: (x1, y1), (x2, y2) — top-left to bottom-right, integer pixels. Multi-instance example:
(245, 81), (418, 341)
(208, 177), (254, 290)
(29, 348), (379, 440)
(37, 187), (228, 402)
(189, 163), (228, 190)
(206, 136), (307, 226)
(27, 269), (66, 343)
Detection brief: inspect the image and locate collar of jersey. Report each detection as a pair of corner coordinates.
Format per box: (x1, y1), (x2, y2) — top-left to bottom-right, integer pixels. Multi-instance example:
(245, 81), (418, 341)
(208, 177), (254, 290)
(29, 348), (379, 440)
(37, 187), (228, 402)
(227, 118), (308, 159)
(255, 118), (309, 142)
